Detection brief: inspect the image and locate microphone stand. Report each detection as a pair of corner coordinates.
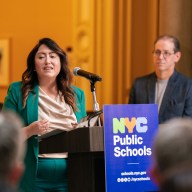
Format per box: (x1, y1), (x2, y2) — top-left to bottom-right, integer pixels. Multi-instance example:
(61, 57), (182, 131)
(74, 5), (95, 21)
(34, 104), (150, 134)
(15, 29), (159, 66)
(90, 81), (101, 126)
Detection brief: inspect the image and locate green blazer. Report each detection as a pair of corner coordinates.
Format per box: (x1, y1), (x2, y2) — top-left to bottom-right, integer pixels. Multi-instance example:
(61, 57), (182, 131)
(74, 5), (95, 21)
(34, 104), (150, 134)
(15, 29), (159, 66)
(3, 81), (86, 192)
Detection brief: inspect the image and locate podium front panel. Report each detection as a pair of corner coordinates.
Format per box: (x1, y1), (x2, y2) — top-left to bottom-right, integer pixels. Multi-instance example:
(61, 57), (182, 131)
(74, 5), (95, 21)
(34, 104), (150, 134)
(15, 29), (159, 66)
(38, 126), (105, 192)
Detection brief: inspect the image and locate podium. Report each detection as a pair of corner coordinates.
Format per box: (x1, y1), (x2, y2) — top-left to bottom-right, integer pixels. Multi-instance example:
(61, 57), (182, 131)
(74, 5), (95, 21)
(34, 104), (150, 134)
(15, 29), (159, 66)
(39, 126), (105, 192)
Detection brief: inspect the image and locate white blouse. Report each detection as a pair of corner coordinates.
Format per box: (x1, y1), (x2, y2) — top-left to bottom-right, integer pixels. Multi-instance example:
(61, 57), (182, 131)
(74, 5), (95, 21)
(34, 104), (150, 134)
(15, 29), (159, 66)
(38, 87), (77, 158)
(38, 87), (77, 132)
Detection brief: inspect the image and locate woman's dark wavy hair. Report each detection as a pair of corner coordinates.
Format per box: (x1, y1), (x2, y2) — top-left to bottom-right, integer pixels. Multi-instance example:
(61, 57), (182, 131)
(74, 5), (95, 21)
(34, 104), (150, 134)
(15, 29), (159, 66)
(21, 37), (77, 111)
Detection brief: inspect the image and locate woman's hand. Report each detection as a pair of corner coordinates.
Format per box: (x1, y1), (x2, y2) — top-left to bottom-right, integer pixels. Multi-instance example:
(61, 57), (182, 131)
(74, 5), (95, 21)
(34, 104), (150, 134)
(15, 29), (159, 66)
(23, 119), (49, 140)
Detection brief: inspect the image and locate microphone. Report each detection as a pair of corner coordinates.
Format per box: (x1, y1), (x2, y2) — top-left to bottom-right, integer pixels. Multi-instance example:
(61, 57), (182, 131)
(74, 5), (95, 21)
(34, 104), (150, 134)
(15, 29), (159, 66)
(73, 67), (102, 82)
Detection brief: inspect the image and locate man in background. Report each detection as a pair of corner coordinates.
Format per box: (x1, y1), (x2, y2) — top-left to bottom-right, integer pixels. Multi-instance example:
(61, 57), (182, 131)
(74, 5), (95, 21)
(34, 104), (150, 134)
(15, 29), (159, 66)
(0, 111), (26, 192)
(129, 35), (192, 123)
(150, 117), (192, 192)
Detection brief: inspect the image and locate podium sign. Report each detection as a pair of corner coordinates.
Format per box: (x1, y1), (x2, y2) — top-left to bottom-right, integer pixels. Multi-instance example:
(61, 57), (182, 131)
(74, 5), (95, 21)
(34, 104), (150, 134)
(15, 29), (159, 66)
(103, 104), (159, 192)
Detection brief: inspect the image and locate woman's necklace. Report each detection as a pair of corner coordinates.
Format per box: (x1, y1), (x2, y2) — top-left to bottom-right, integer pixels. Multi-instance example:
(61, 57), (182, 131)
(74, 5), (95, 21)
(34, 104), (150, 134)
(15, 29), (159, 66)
(54, 94), (60, 102)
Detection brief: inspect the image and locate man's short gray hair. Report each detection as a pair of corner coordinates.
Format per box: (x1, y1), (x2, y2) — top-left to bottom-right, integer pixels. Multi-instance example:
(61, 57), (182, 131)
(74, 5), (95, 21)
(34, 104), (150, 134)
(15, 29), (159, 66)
(153, 117), (192, 176)
(0, 111), (25, 179)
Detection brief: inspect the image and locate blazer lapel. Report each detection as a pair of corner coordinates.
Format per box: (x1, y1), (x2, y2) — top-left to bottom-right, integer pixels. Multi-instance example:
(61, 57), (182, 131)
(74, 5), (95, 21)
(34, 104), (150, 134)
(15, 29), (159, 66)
(26, 84), (39, 125)
(147, 73), (156, 103)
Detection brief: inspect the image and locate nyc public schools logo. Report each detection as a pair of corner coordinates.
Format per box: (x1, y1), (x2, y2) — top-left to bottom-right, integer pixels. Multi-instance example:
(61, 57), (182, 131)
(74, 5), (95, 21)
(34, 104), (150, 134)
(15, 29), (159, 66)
(113, 117), (148, 133)
(112, 117), (152, 157)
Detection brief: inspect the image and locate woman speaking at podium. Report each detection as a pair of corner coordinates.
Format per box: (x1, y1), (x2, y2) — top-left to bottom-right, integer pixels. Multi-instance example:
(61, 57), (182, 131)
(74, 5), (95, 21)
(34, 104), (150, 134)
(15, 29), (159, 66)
(2, 38), (86, 192)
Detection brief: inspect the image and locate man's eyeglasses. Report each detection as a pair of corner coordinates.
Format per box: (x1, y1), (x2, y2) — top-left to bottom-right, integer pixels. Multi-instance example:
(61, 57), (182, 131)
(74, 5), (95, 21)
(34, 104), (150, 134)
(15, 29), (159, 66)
(152, 50), (175, 58)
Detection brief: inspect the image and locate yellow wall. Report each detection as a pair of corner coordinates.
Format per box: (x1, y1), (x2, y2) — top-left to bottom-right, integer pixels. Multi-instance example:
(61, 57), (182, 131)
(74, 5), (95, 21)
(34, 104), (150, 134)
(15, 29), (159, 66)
(0, 0), (158, 110)
(71, 0), (158, 111)
(0, 0), (73, 103)
(1, 0), (191, 111)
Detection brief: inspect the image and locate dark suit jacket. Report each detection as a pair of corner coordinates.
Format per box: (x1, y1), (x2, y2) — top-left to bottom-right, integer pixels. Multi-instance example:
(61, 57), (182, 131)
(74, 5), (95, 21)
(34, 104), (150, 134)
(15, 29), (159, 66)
(129, 70), (192, 124)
